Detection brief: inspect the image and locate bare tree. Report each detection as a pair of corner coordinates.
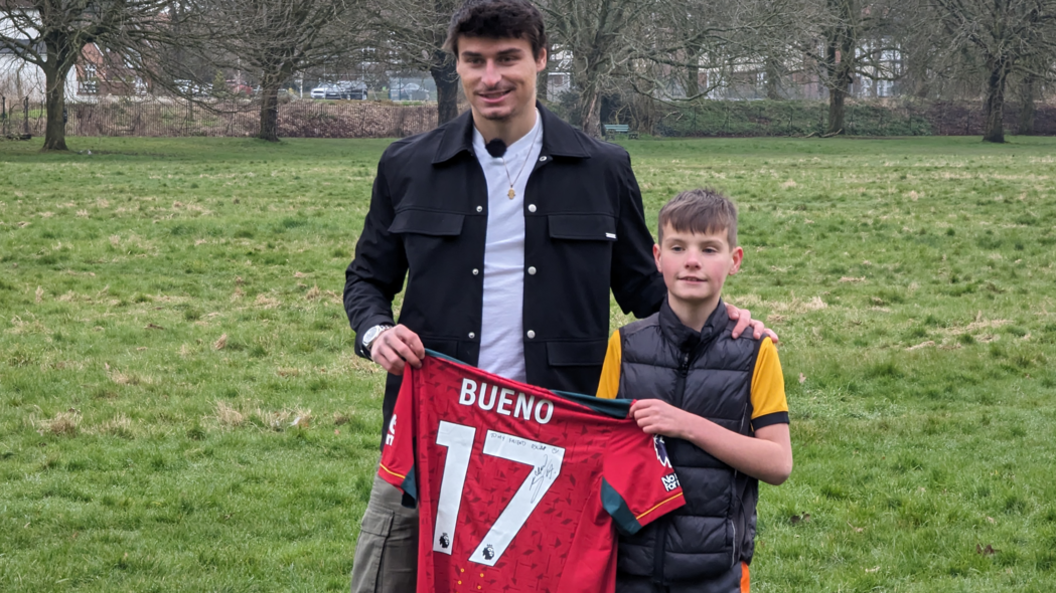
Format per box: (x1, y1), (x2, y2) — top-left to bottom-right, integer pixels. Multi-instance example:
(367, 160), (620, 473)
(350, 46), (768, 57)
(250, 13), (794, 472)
(183, 0), (365, 141)
(930, 0), (1056, 142)
(537, 0), (645, 136)
(362, 0), (462, 125)
(816, 0), (860, 132)
(646, 0), (765, 101)
(538, 0), (759, 136)
(795, 0), (914, 134)
(0, 0), (172, 150)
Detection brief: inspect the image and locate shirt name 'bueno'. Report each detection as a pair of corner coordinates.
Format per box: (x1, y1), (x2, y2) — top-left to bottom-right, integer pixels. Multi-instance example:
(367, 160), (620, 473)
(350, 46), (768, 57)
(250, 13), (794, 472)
(459, 378), (555, 425)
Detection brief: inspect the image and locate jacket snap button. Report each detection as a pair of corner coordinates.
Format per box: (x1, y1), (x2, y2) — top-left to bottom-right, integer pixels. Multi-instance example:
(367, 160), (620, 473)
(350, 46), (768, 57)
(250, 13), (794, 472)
(526, 330), (536, 339)
(539, 156), (547, 162)
(527, 266), (537, 275)
(527, 204), (537, 213)
(476, 206), (483, 213)
(472, 268), (479, 276)
(468, 332), (476, 339)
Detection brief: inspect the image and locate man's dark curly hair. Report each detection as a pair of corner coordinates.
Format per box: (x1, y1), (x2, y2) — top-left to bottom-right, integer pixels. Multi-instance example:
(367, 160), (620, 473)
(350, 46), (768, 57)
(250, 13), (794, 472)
(444, 0), (547, 60)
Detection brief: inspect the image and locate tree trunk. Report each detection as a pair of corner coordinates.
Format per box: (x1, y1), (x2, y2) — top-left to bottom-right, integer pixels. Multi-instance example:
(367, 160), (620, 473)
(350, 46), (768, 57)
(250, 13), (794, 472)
(685, 47), (701, 98)
(982, 58), (1009, 143)
(579, 86), (602, 138)
(259, 80), (281, 142)
(571, 51), (603, 137)
(765, 56), (782, 100)
(42, 39), (74, 151)
(1017, 74), (1036, 136)
(686, 63), (700, 98)
(430, 53), (459, 125)
(827, 83), (847, 134)
(824, 21), (854, 135)
(823, 35), (841, 134)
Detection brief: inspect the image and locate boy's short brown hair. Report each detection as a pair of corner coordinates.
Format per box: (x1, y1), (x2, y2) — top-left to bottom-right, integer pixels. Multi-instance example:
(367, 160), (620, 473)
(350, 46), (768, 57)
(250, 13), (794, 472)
(444, 0), (548, 60)
(657, 188), (738, 246)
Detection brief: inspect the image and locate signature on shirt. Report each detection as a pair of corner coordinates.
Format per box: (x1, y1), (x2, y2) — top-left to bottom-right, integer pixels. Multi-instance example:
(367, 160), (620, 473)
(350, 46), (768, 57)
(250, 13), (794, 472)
(529, 455), (558, 503)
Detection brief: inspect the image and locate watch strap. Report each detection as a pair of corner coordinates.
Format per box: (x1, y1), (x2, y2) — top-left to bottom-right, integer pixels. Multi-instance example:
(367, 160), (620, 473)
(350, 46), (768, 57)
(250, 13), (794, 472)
(364, 324), (393, 360)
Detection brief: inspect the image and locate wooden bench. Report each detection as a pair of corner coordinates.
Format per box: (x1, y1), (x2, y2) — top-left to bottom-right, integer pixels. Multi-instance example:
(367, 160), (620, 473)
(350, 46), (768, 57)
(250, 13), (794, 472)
(603, 124), (638, 139)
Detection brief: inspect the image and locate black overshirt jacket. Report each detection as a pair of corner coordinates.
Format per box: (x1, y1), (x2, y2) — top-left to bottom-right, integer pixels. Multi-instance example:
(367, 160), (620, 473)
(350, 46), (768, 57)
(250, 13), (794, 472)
(344, 104), (665, 445)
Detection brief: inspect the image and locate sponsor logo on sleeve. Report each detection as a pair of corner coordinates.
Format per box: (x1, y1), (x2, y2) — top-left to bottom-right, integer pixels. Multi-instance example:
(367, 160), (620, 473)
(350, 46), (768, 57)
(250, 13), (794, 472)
(662, 473), (681, 492)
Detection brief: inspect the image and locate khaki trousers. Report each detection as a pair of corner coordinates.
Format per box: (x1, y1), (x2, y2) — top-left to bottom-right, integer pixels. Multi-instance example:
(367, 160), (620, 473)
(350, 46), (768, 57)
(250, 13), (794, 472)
(350, 474), (419, 593)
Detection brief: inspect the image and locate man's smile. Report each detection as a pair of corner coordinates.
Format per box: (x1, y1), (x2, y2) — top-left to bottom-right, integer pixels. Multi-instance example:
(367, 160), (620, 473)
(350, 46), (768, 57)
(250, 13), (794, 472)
(478, 88), (513, 103)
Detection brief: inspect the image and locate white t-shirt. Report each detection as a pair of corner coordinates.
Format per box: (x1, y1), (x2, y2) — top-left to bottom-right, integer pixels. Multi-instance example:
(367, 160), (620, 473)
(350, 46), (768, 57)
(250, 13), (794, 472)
(472, 111), (544, 382)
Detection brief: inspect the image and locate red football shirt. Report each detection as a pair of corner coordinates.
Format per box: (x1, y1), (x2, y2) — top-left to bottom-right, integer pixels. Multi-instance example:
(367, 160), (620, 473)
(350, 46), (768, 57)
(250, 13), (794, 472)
(378, 353), (686, 593)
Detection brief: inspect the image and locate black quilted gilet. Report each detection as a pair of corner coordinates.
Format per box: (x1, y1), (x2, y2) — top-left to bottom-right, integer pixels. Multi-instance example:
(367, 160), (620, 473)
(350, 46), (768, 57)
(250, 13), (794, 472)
(615, 299), (762, 588)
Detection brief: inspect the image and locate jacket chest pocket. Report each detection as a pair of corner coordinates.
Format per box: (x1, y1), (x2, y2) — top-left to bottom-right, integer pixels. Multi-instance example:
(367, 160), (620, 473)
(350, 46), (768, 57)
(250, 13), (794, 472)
(547, 214), (617, 242)
(389, 209), (465, 268)
(546, 213), (617, 278)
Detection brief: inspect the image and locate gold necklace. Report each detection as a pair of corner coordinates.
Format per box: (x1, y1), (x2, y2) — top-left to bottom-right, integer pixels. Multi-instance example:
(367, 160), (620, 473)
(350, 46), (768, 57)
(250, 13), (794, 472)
(501, 122), (541, 199)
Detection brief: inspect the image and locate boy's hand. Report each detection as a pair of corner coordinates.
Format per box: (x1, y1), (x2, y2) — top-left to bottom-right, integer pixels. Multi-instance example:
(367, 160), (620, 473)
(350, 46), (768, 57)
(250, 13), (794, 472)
(630, 399), (689, 439)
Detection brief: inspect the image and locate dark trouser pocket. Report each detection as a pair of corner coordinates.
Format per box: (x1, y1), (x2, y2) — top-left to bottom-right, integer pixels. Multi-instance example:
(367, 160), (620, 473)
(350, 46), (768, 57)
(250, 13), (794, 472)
(350, 475), (419, 593)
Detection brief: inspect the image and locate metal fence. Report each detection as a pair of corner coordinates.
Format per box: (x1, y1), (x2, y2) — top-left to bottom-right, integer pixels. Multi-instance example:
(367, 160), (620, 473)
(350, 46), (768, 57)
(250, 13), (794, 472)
(4, 94), (1056, 139)
(1, 96), (39, 138)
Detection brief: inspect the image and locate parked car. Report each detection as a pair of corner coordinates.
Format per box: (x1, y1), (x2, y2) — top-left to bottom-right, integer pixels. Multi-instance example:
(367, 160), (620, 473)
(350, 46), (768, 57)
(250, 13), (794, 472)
(310, 81), (367, 100)
(174, 79), (212, 97)
(389, 82), (428, 101)
(226, 80), (254, 96)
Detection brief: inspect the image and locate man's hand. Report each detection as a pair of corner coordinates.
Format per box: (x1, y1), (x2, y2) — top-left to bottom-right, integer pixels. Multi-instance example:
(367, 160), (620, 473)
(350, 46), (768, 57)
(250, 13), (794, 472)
(630, 399), (690, 440)
(370, 324), (425, 375)
(726, 303), (779, 344)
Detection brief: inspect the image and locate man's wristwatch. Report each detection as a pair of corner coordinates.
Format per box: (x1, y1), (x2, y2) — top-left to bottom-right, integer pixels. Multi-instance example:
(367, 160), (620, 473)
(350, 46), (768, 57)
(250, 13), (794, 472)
(361, 324), (393, 360)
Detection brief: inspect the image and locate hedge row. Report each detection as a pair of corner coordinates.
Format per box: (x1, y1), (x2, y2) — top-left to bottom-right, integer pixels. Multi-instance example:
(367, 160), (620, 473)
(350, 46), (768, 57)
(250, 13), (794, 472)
(653, 99), (1056, 137)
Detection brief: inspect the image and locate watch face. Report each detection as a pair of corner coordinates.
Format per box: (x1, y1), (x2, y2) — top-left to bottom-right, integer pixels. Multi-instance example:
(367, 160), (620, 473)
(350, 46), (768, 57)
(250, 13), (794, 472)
(364, 326), (382, 344)
(364, 325), (390, 350)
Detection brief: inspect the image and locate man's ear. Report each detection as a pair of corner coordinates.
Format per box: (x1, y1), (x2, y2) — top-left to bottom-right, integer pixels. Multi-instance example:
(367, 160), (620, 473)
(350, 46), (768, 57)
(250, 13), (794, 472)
(536, 47), (548, 72)
(653, 243), (662, 272)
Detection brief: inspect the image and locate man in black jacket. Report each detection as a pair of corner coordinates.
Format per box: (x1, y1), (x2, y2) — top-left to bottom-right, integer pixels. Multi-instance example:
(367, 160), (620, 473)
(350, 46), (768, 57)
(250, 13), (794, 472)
(343, 1), (772, 591)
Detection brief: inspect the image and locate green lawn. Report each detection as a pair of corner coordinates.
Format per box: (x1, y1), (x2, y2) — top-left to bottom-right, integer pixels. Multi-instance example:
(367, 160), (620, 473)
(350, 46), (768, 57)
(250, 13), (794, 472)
(1, 135), (1054, 592)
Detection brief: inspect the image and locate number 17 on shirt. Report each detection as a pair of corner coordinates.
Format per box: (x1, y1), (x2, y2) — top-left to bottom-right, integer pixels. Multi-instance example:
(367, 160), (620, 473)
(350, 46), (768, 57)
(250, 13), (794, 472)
(378, 353), (686, 593)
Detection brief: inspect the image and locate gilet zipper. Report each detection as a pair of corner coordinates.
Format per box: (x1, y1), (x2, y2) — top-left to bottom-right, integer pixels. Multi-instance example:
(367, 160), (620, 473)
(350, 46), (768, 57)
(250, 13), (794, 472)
(653, 350), (693, 586)
(729, 400), (750, 568)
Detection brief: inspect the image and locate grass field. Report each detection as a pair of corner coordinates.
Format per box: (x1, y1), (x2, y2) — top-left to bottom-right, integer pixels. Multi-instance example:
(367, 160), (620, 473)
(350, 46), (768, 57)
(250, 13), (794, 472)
(1, 135), (1055, 592)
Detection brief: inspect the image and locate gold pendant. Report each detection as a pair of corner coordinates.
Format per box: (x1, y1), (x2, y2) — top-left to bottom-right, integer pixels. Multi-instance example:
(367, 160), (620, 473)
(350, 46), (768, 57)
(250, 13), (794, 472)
(508, 188), (516, 199)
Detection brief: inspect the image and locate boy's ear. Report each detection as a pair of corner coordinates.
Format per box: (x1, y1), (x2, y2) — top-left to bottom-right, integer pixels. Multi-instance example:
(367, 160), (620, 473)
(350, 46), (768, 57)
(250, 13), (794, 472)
(653, 243), (662, 272)
(729, 246), (744, 275)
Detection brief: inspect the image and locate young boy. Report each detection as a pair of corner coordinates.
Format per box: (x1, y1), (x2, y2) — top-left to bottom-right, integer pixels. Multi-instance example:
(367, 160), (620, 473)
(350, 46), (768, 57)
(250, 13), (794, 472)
(596, 188), (793, 593)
